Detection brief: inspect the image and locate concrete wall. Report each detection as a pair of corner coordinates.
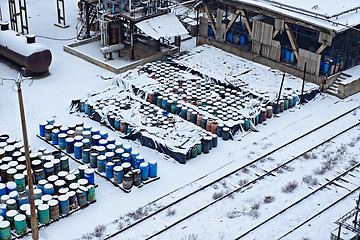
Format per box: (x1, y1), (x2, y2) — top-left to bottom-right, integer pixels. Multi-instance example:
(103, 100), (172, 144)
(338, 78), (360, 99)
(198, 36), (324, 86)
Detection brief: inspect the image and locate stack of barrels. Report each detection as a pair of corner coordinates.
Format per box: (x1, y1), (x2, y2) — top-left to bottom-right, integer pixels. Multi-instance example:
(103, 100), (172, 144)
(0, 132), (95, 238)
(39, 120), (158, 190)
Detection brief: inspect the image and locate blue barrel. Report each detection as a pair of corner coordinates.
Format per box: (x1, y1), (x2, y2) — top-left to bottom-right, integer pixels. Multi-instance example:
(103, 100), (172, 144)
(281, 48), (286, 58)
(39, 122), (47, 137)
(240, 35), (246, 45)
(78, 165), (88, 179)
(114, 118), (120, 130)
(123, 145), (132, 153)
(208, 25), (214, 36)
(285, 50), (291, 61)
(288, 96), (293, 108)
(58, 133), (67, 150)
(18, 195), (28, 206)
(82, 139), (91, 148)
(258, 112), (263, 124)
(100, 131), (108, 139)
(74, 142), (83, 159)
(212, 134), (218, 148)
(105, 162), (115, 178)
(82, 130), (92, 141)
(60, 126), (69, 133)
(84, 169), (95, 185)
(190, 112), (197, 124)
(6, 182), (16, 194)
(105, 152), (115, 162)
(201, 117), (207, 129)
(92, 135), (101, 146)
(51, 129), (60, 145)
(115, 148), (124, 158)
(113, 166), (123, 184)
(58, 195), (69, 215)
(38, 180), (48, 193)
(90, 152), (98, 168)
(324, 63), (330, 74)
(0, 184), (6, 196)
(65, 138), (74, 154)
(226, 32), (232, 42)
(53, 159), (61, 174)
(130, 150), (139, 167)
(180, 107), (187, 119)
(273, 103), (280, 114)
(44, 183), (54, 195)
(107, 144), (116, 152)
(139, 162), (149, 180)
(97, 155), (106, 173)
(202, 137), (211, 153)
(290, 52), (295, 63)
(0, 204), (7, 218)
(82, 148), (91, 163)
(135, 155), (144, 169)
(97, 146), (106, 155)
(121, 153), (131, 164)
(222, 127), (230, 141)
(98, 139), (108, 147)
(91, 128), (100, 136)
(107, 137), (115, 145)
(148, 160), (157, 178)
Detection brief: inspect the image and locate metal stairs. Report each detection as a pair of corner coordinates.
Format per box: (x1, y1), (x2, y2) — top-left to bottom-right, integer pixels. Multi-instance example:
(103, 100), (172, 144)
(327, 73), (352, 95)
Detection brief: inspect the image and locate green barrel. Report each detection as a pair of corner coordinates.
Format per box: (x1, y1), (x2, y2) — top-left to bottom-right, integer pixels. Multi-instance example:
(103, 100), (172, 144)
(86, 185), (96, 203)
(197, 141), (202, 155)
(6, 199), (17, 211)
(244, 119), (250, 131)
(38, 204), (50, 224)
(25, 209), (38, 228)
(0, 221), (11, 240)
(14, 214), (27, 235)
(284, 99), (289, 110)
(191, 146), (197, 158)
(5, 209), (18, 230)
(14, 173), (26, 192)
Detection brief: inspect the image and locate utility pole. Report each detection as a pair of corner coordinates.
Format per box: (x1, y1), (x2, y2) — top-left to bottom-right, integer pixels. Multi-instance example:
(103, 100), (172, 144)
(1, 74), (39, 239)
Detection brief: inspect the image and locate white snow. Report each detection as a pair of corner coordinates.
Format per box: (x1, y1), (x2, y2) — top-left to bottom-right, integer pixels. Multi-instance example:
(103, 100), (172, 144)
(1, 0), (360, 240)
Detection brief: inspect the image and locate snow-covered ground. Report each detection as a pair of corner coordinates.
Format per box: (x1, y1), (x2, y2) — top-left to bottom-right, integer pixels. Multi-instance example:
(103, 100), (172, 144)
(1, 1), (360, 240)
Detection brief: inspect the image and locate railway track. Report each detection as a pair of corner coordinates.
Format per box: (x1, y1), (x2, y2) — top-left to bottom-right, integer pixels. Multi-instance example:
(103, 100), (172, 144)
(103, 106), (360, 239)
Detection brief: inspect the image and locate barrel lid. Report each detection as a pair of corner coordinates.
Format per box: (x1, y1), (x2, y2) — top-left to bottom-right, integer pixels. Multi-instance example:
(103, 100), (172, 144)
(105, 152), (114, 157)
(48, 199), (58, 206)
(65, 137), (74, 143)
(52, 129), (60, 134)
(122, 153), (130, 158)
(14, 173), (25, 180)
(6, 198), (16, 205)
(31, 159), (42, 166)
(45, 125), (54, 130)
(69, 182), (80, 190)
(82, 139), (90, 144)
(14, 214), (26, 221)
(91, 128), (99, 133)
(82, 130), (91, 135)
(9, 191), (18, 199)
(0, 164), (9, 171)
(99, 130), (108, 136)
(60, 155), (69, 161)
(0, 221), (10, 228)
(121, 162), (131, 168)
(92, 134), (101, 140)
(41, 195), (52, 202)
(38, 179), (48, 185)
(32, 189), (42, 196)
(79, 186), (88, 192)
(106, 162), (114, 167)
(87, 184), (95, 190)
(148, 160), (157, 165)
(0, 183), (5, 189)
(52, 158), (60, 164)
(48, 175), (58, 182)
(65, 174), (76, 181)
(78, 179), (88, 186)
(6, 168), (17, 174)
(131, 150), (139, 155)
(54, 179), (66, 187)
(132, 169), (141, 174)
(4, 145), (15, 152)
(78, 165), (88, 171)
(6, 209), (18, 217)
(20, 203), (30, 212)
(58, 195), (69, 202)
(123, 144), (131, 149)
(38, 204), (49, 211)
(84, 168), (94, 174)
(1, 195), (10, 202)
(58, 133), (67, 138)
(97, 155), (106, 160)
(135, 155), (144, 160)
(44, 183), (54, 190)
(99, 139), (107, 145)
(140, 162), (148, 167)
(66, 191), (76, 198)
(6, 181), (16, 188)
(35, 199), (43, 206)
(115, 148), (124, 154)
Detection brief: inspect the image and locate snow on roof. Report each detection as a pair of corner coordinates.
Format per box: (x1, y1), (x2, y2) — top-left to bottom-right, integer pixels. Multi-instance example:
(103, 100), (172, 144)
(237, 0), (360, 33)
(0, 29), (48, 57)
(135, 13), (189, 40)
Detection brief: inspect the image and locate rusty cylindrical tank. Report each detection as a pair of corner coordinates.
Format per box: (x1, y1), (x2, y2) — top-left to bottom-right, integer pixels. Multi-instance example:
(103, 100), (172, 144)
(0, 21), (52, 74)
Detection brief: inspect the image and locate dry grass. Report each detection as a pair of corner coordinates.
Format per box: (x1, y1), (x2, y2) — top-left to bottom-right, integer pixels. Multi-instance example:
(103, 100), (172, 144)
(213, 191), (224, 200)
(281, 181), (298, 193)
(303, 175), (318, 186)
(263, 195), (275, 204)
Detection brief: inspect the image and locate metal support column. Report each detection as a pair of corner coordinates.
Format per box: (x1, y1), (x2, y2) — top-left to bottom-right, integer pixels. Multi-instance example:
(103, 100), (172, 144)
(8, 0), (29, 34)
(130, 21), (135, 60)
(18, 0), (29, 34)
(55, 0), (69, 28)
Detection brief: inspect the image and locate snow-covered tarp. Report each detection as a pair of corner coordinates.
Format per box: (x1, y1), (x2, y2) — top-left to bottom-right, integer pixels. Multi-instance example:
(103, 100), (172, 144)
(135, 13), (188, 40)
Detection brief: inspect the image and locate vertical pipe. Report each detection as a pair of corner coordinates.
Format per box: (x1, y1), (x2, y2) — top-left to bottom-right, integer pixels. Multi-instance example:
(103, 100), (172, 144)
(17, 81), (39, 240)
(300, 62), (306, 105)
(196, 8), (199, 46)
(276, 73), (285, 105)
(130, 21), (134, 60)
(337, 224), (341, 240)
